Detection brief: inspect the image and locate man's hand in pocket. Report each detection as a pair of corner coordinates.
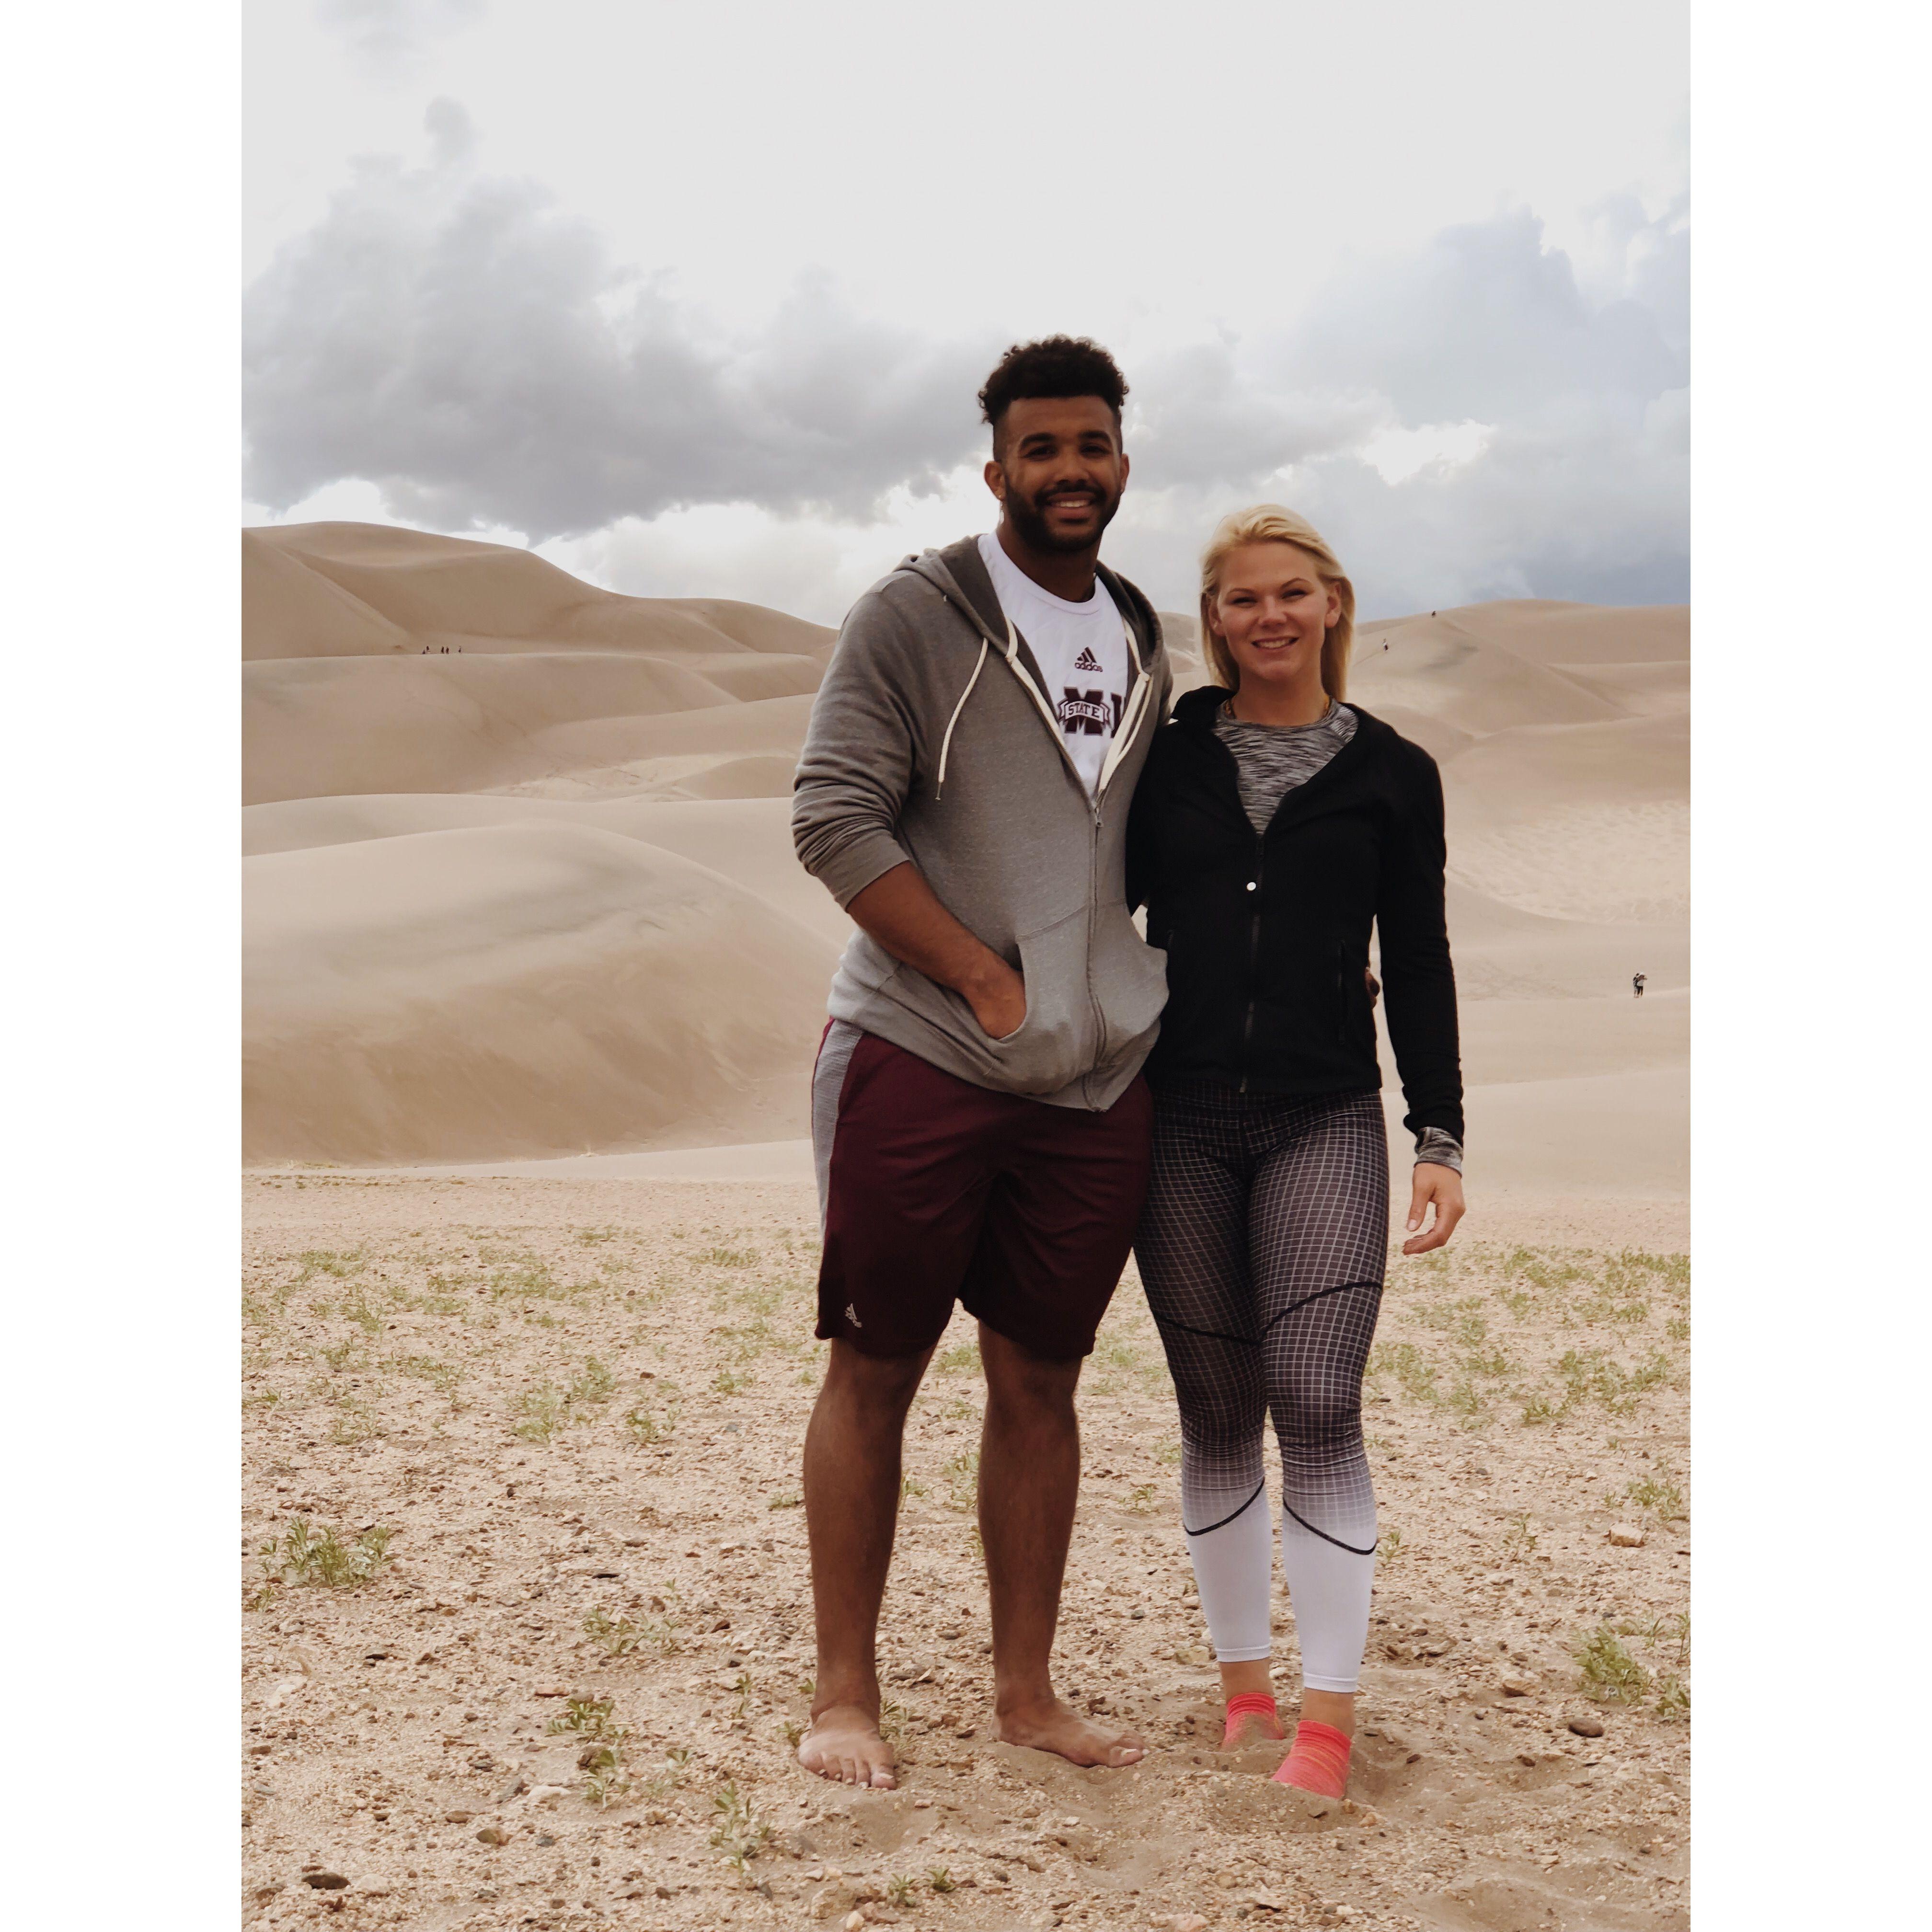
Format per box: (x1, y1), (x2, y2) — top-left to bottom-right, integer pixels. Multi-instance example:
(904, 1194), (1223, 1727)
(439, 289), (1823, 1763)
(966, 960), (1027, 1042)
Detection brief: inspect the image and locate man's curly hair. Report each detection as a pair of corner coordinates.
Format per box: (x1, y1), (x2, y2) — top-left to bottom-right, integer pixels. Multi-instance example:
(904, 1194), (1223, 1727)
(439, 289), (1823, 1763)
(978, 336), (1128, 450)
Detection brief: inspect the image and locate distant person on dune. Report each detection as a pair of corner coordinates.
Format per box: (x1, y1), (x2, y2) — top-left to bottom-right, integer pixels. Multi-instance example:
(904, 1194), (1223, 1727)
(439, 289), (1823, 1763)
(1127, 505), (1466, 1799)
(1633, 973), (1646, 999)
(792, 337), (1170, 1789)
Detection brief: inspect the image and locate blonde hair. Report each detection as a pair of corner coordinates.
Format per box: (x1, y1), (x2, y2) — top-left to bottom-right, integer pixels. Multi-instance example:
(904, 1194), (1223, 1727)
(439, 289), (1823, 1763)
(1198, 504), (1355, 700)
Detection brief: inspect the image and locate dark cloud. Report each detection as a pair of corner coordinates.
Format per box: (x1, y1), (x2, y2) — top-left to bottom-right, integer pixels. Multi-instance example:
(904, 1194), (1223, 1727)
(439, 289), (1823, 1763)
(245, 114), (1687, 611)
(243, 108), (997, 538)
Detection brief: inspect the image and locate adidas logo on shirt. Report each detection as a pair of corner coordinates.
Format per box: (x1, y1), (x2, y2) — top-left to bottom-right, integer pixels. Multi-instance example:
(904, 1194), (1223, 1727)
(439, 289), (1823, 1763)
(1073, 646), (1104, 672)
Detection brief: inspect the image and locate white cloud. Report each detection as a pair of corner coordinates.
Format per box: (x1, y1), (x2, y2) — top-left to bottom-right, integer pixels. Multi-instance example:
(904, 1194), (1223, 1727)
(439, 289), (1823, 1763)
(1358, 421), (1497, 486)
(313, 0), (484, 76)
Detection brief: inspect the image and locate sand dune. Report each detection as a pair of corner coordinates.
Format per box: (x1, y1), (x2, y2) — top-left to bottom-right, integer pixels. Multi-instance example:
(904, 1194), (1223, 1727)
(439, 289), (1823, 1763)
(243, 521), (838, 662)
(244, 821), (839, 1165)
(242, 523), (1687, 1188)
(242, 793), (852, 948)
(243, 524), (832, 805)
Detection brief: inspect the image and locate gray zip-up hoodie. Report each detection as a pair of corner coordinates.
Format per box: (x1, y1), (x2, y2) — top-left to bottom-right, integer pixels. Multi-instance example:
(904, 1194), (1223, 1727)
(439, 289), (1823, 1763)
(792, 535), (1172, 1111)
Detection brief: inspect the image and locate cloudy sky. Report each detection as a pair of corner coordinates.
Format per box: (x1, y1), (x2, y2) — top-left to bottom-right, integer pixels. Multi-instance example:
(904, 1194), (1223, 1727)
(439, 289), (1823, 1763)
(244, 0), (1688, 624)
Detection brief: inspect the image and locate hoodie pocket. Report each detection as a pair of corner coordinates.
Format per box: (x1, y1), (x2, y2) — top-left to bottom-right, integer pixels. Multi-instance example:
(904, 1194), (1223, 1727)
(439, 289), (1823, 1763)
(982, 907), (1097, 1096)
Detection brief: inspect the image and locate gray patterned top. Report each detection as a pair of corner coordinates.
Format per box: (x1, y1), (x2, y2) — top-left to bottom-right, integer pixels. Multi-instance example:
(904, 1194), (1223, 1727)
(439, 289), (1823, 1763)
(1213, 697), (1463, 1173)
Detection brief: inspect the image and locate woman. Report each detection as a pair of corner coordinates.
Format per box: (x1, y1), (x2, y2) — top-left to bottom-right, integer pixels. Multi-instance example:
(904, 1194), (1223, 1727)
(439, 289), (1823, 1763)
(1127, 505), (1465, 1798)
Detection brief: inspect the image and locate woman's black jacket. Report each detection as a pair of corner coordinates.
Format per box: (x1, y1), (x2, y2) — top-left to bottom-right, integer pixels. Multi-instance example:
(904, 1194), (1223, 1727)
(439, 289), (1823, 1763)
(1126, 686), (1464, 1143)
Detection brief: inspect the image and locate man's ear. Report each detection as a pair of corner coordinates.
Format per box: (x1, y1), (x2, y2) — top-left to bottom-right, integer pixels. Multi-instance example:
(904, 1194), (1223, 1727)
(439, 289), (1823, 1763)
(983, 457), (1007, 504)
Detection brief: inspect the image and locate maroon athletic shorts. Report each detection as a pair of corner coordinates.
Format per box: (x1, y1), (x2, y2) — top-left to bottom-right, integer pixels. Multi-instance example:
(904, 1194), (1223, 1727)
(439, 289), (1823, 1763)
(811, 1024), (1153, 1361)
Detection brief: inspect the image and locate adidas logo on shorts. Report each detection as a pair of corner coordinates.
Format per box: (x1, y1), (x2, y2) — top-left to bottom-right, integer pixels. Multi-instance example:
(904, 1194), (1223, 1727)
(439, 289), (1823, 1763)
(1073, 646), (1103, 671)
(845, 1303), (862, 1327)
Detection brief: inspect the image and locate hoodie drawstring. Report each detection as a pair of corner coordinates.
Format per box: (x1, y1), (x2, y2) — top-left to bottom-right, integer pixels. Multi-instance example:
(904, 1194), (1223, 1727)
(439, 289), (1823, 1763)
(934, 637), (989, 800)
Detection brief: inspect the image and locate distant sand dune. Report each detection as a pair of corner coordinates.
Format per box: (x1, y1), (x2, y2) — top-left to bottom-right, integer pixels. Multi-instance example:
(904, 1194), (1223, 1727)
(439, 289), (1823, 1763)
(242, 792), (851, 948)
(244, 821), (839, 1165)
(241, 523), (1688, 1191)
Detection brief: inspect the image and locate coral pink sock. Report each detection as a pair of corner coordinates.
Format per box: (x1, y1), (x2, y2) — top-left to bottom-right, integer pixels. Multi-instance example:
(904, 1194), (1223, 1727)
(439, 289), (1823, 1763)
(1271, 1719), (1352, 1798)
(1222, 1691), (1283, 1746)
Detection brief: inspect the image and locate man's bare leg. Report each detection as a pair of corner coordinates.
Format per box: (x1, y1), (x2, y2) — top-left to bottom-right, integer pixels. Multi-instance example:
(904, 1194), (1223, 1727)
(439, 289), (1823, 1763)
(798, 1339), (932, 1788)
(977, 1323), (1145, 1768)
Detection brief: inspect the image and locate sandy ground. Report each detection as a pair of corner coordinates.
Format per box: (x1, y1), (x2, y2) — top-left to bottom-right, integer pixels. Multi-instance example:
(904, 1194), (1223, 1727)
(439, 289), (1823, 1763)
(242, 1175), (1688, 1932)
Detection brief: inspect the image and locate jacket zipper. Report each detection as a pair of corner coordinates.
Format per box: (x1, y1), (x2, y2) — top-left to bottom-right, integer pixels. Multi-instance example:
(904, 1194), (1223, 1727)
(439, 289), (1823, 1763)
(1239, 828), (1264, 1093)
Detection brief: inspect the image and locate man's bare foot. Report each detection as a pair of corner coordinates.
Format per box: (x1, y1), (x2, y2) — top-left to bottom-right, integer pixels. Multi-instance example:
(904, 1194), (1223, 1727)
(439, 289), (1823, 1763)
(797, 1704), (897, 1788)
(994, 1699), (1145, 1768)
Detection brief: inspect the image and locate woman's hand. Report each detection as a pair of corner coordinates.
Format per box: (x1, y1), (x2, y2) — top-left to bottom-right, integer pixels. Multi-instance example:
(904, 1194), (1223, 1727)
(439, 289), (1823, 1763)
(1402, 1162), (1464, 1254)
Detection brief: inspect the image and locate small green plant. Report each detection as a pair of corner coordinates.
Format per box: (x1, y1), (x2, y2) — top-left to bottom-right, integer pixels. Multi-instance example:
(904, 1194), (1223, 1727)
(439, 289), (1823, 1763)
(328, 1407), (380, 1446)
(900, 1475), (928, 1505)
(548, 1695), (626, 1742)
(515, 1386), (566, 1442)
(696, 1245), (759, 1269)
(584, 1764), (639, 1808)
(387, 1354), (464, 1393)
(1369, 1340), (1438, 1403)
(709, 1782), (771, 1870)
(293, 1247), (368, 1284)
(1501, 1511), (1538, 1559)
(1520, 1393), (1558, 1425)
(936, 1343), (978, 1375)
(624, 1400), (678, 1445)
(1654, 1672), (1690, 1722)
(1378, 1526), (1403, 1562)
(1574, 1623), (1651, 1705)
(943, 1449), (979, 1511)
(730, 1671), (754, 1720)
(342, 1292), (385, 1336)
(781, 1717), (806, 1745)
(583, 1606), (644, 1657)
(928, 1867), (956, 1894)
(713, 1368), (752, 1395)
(887, 1875), (918, 1908)
(258, 1519), (392, 1591)
(1127, 1483), (1160, 1513)
(768, 1492), (802, 1511)
(568, 1357), (616, 1406)
(1625, 1475), (1688, 1521)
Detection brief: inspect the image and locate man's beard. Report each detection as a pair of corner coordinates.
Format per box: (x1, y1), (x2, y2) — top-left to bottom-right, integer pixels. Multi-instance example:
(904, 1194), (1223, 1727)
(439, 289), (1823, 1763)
(1000, 474), (1122, 554)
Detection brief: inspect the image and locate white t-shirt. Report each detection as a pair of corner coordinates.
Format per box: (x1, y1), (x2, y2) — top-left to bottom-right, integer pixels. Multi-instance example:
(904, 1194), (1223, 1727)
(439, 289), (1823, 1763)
(978, 531), (1132, 796)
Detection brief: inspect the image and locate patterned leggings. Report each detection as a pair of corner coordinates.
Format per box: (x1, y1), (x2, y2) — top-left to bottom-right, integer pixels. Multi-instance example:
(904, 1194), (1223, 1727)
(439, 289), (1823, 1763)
(1134, 1085), (1388, 1693)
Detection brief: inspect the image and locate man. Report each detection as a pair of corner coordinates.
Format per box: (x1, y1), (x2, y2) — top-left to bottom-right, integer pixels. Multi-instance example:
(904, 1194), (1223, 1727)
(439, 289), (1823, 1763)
(790, 336), (1171, 1788)
(1633, 972), (1646, 999)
